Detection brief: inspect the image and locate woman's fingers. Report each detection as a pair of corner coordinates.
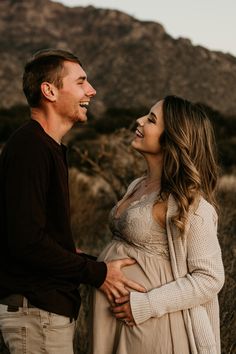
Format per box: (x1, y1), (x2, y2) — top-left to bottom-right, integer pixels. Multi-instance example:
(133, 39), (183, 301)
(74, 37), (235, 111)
(123, 320), (135, 327)
(110, 301), (136, 326)
(111, 304), (126, 313)
(112, 311), (126, 319)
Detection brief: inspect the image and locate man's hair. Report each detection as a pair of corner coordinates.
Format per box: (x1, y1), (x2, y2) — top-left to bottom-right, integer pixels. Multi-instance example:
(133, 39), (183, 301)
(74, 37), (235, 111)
(23, 48), (82, 107)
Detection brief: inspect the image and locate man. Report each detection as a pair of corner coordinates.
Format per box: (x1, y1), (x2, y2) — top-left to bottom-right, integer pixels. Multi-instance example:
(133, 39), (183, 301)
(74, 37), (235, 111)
(0, 49), (144, 353)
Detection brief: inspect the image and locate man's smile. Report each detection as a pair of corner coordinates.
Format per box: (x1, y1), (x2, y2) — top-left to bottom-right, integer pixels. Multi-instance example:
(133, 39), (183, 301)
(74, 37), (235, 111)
(79, 101), (89, 109)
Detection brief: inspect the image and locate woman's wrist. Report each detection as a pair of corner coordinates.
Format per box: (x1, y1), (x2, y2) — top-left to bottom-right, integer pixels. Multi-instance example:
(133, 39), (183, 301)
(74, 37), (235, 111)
(130, 291), (152, 325)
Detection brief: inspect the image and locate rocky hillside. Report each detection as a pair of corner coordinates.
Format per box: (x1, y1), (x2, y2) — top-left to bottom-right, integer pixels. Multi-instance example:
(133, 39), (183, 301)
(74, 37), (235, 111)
(0, 0), (236, 118)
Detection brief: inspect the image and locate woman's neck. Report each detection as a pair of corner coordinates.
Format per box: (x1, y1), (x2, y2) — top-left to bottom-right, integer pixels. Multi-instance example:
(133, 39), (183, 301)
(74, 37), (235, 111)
(144, 155), (163, 184)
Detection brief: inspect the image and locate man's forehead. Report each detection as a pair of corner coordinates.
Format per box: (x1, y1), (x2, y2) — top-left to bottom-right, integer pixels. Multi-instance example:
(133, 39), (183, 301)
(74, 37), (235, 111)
(63, 60), (86, 78)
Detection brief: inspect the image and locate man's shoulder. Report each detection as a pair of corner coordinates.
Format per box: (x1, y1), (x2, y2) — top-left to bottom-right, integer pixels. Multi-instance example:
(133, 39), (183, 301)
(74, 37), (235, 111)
(9, 120), (43, 141)
(1, 120), (50, 162)
(6, 120), (48, 150)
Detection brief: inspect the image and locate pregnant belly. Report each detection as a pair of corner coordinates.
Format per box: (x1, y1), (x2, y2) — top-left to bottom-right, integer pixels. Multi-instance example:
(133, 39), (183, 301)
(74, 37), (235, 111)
(98, 240), (174, 291)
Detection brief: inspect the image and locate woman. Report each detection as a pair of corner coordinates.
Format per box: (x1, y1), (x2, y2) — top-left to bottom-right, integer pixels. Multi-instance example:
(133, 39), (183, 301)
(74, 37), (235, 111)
(90, 96), (225, 354)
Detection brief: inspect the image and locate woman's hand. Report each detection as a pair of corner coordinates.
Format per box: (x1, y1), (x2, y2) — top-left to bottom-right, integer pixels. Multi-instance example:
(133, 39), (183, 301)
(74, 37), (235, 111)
(110, 294), (136, 327)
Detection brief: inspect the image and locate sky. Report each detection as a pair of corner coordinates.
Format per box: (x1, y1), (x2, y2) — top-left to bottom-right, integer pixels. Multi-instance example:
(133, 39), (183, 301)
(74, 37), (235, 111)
(52, 0), (236, 57)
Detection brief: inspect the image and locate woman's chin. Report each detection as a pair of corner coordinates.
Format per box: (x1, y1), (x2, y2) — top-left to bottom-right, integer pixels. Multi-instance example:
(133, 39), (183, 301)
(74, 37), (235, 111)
(131, 138), (141, 149)
(131, 141), (144, 155)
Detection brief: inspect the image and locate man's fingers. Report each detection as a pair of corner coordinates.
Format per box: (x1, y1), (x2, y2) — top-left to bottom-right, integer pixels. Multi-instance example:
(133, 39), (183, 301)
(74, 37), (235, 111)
(106, 292), (114, 303)
(124, 279), (146, 292)
(118, 258), (136, 267)
(110, 288), (121, 299)
(101, 258), (146, 303)
(116, 287), (129, 296)
(109, 283), (130, 298)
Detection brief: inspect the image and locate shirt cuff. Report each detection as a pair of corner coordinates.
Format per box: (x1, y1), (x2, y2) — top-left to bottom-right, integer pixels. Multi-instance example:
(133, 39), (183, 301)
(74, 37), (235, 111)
(130, 291), (152, 325)
(84, 260), (107, 288)
(93, 261), (107, 288)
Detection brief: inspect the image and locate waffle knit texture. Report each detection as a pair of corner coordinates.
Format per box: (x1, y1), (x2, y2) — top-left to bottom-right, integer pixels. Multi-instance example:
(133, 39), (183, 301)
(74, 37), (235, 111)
(130, 195), (225, 354)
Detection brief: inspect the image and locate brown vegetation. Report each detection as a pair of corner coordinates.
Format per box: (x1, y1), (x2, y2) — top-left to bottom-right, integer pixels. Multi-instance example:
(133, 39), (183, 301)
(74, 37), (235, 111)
(218, 177), (236, 353)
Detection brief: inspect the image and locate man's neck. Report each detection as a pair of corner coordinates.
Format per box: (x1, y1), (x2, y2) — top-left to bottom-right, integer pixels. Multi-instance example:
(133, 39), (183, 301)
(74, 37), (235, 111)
(31, 108), (73, 145)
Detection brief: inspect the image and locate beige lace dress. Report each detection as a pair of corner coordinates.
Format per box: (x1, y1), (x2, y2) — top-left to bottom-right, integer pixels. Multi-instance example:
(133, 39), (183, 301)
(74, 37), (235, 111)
(90, 178), (190, 354)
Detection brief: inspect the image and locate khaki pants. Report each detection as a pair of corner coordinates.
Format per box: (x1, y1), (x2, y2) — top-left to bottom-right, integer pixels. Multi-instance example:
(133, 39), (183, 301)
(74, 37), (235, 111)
(0, 299), (75, 354)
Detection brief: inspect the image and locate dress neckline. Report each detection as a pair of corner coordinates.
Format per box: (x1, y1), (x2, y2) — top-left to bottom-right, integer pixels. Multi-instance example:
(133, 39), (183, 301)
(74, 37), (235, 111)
(114, 190), (158, 220)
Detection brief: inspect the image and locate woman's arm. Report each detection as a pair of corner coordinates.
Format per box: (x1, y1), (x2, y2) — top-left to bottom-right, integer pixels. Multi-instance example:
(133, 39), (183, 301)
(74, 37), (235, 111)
(114, 201), (225, 325)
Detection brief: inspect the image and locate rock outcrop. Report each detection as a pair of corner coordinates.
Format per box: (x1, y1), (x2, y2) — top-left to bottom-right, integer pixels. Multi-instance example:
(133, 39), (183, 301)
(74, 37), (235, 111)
(0, 0), (236, 117)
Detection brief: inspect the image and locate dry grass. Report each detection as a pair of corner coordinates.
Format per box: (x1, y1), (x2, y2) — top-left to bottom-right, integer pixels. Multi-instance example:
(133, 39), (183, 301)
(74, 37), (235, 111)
(69, 168), (116, 254)
(219, 174), (236, 192)
(217, 176), (236, 354)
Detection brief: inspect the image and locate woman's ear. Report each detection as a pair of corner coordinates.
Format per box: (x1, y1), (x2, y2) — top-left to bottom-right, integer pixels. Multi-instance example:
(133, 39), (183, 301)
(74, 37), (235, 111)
(40, 82), (58, 102)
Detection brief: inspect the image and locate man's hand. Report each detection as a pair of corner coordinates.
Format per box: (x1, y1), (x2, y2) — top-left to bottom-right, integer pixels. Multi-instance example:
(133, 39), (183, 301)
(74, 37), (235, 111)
(110, 294), (135, 327)
(99, 258), (146, 303)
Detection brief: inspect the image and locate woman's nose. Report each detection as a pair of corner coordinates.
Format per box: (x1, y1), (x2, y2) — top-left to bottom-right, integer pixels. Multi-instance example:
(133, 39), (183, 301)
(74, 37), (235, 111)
(137, 117), (144, 126)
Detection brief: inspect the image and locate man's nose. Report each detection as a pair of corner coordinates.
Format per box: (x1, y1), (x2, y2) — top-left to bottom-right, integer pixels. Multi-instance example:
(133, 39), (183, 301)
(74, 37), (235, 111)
(86, 82), (96, 97)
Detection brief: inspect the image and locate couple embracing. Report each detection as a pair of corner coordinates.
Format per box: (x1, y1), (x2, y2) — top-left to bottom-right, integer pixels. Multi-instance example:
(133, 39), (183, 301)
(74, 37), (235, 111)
(0, 49), (224, 354)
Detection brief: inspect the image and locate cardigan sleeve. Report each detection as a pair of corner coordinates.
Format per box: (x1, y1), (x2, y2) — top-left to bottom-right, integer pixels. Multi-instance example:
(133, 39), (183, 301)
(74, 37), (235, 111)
(130, 200), (225, 325)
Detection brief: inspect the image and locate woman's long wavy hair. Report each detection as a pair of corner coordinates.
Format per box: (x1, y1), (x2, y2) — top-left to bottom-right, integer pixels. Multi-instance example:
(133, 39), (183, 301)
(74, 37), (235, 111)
(160, 95), (219, 233)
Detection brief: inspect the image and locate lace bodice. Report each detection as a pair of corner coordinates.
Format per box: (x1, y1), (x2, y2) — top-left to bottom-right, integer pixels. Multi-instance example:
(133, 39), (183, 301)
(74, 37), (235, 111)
(109, 187), (170, 259)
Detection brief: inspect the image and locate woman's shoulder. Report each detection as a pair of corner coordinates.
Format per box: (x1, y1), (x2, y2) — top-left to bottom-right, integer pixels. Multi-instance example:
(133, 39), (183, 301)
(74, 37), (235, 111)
(194, 197), (217, 220)
(187, 197), (218, 234)
(167, 194), (217, 228)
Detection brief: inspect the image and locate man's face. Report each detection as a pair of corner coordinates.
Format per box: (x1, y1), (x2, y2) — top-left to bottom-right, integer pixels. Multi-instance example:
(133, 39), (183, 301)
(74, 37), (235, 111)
(55, 61), (96, 123)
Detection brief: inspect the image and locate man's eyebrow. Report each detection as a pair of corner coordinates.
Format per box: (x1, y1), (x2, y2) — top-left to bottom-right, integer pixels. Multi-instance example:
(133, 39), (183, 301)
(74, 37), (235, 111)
(150, 111), (157, 120)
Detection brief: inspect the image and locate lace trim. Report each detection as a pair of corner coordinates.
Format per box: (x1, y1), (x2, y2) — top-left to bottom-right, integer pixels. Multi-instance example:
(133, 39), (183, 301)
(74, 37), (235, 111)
(113, 235), (170, 259)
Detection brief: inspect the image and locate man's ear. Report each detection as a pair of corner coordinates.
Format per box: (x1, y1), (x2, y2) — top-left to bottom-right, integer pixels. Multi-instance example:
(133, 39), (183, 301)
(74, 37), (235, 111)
(41, 82), (58, 102)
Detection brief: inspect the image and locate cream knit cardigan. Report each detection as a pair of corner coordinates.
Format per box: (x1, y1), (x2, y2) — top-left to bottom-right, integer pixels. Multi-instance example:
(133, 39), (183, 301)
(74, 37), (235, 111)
(130, 195), (225, 354)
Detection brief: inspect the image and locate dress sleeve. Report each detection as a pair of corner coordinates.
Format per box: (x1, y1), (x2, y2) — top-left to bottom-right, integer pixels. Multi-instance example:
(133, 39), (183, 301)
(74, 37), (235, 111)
(130, 201), (225, 324)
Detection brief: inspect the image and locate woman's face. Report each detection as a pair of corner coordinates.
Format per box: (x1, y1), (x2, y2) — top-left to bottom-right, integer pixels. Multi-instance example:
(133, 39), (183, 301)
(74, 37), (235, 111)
(131, 100), (165, 156)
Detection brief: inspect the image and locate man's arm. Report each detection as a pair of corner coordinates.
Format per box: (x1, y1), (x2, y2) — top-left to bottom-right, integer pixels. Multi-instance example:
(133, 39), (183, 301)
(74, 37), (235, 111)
(4, 139), (105, 288)
(4, 137), (146, 294)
